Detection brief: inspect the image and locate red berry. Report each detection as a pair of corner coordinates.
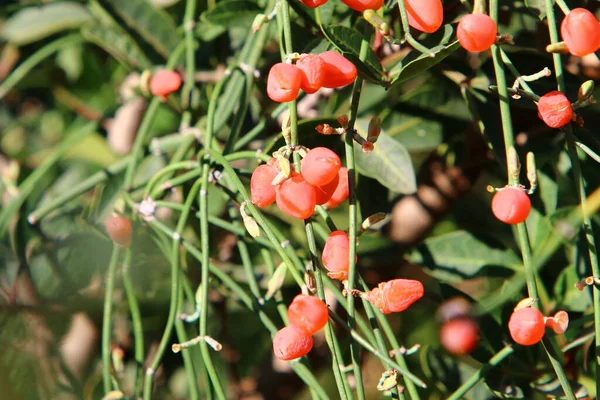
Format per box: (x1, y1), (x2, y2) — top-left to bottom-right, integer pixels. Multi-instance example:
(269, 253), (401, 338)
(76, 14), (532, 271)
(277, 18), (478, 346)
(105, 216), (133, 247)
(301, 147), (341, 186)
(365, 279), (424, 314)
(150, 70), (182, 100)
(322, 230), (352, 281)
(404, 0), (443, 33)
(440, 317), (479, 356)
(508, 307), (545, 346)
(275, 173), (317, 219)
(251, 161), (278, 208)
(491, 187), (531, 225)
(340, 0), (384, 12)
(561, 8), (600, 57)
(319, 52), (358, 89)
(537, 91), (573, 128)
(456, 13), (497, 52)
(324, 167), (349, 209)
(267, 63), (302, 103)
(273, 326), (313, 360)
(315, 173), (339, 205)
(296, 54), (325, 94)
(287, 294), (329, 335)
(300, 0), (328, 7)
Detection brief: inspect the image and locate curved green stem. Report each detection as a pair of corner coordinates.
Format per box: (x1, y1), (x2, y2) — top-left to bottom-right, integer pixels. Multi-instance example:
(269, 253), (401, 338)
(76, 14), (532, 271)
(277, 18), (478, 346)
(102, 245), (122, 394)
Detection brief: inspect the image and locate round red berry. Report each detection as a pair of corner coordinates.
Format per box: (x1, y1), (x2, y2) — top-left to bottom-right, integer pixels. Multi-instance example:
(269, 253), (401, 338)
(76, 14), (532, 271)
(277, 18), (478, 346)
(251, 161), (278, 208)
(301, 147), (341, 186)
(150, 70), (182, 100)
(340, 0), (383, 12)
(299, 0), (328, 7)
(319, 52), (358, 89)
(440, 317), (479, 356)
(456, 13), (497, 52)
(366, 279), (424, 314)
(267, 63), (302, 103)
(491, 187), (531, 225)
(324, 167), (349, 209)
(315, 173), (339, 205)
(561, 8), (600, 57)
(296, 54), (325, 94)
(287, 294), (329, 335)
(404, 0), (443, 33)
(322, 230), (352, 281)
(537, 91), (573, 128)
(273, 326), (313, 360)
(508, 307), (545, 346)
(105, 216), (133, 247)
(275, 173), (316, 219)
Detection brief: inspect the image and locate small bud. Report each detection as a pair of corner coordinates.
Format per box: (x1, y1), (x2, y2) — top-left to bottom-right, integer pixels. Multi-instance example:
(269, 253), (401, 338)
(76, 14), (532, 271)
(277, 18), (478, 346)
(363, 10), (388, 36)
(578, 80), (595, 103)
(102, 391), (126, 400)
(304, 270), (317, 294)
(271, 171), (289, 186)
(252, 14), (267, 32)
(526, 152), (537, 193)
(243, 215), (260, 238)
(337, 115), (349, 126)
(265, 262), (287, 300)
(362, 142), (374, 153)
(140, 70), (152, 97)
(574, 281), (587, 291)
(367, 116), (382, 143)
(514, 297), (537, 311)
(507, 146), (521, 182)
(545, 41), (570, 54)
(276, 154), (291, 177)
(379, 22), (391, 36)
(361, 212), (387, 231)
(316, 123), (334, 135)
(111, 347), (125, 373)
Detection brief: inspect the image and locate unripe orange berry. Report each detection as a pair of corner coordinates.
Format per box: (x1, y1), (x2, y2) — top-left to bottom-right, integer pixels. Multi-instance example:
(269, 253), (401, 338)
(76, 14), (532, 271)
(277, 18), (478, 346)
(561, 8), (600, 57)
(456, 13), (497, 52)
(296, 54), (325, 94)
(105, 216), (133, 247)
(267, 63), (302, 103)
(150, 70), (182, 100)
(440, 317), (479, 355)
(250, 161), (278, 208)
(508, 307), (545, 346)
(287, 294), (329, 335)
(491, 187), (531, 225)
(322, 230), (352, 281)
(319, 52), (358, 89)
(275, 173), (316, 219)
(299, 0), (328, 7)
(340, 0), (384, 12)
(537, 91), (573, 128)
(324, 167), (349, 209)
(273, 326), (313, 360)
(301, 147), (341, 186)
(365, 279), (424, 314)
(315, 173), (339, 205)
(404, 0), (443, 33)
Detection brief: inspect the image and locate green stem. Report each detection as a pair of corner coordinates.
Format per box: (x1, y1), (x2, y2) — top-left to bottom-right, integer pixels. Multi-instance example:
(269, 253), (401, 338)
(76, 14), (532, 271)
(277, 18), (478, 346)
(121, 249), (144, 398)
(182, 0), (197, 110)
(102, 245), (122, 394)
(396, 1), (434, 57)
(174, 283), (200, 400)
(446, 345), (514, 400)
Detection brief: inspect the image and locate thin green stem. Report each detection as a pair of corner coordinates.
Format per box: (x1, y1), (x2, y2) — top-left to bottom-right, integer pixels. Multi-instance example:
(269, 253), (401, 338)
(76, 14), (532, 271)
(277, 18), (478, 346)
(102, 245), (122, 394)
(396, 1), (434, 57)
(182, 0), (197, 110)
(446, 345), (514, 400)
(174, 282), (200, 400)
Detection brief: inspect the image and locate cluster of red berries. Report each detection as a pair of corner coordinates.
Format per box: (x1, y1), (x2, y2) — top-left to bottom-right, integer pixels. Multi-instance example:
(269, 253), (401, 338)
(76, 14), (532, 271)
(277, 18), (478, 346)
(250, 147), (349, 219)
(491, 186), (532, 225)
(105, 215), (133, 247)
(561, 8), (600, 57)
(267, 52), (357, 103)
(150, 69), (182, 102)
(537, 90), (574, 128)
(273, 294), (328, 360)
(508, 302), (569, 346)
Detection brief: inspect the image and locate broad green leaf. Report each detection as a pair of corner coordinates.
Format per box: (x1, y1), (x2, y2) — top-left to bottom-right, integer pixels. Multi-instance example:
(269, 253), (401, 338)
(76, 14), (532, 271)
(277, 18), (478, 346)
(389, 25), (460, 86)
(82, 24), (152, 69)
(64, 132), (119, 167)
(103, 0), (179, 58)
(354, 119), (416, 194)
(56, 44), (84, 82)
(554, 264), (592, 312)
(322, 25), (385, 85)
(1, 2), (92, 46)
(407, 230), (522, 282)
(201, 0), (261, 28)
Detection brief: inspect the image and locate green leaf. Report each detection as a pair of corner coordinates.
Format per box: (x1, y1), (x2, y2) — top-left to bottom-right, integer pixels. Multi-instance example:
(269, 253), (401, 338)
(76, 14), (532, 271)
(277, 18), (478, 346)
(1, 2), (92, 46)
(81, 24), (152, 69)
(407, 230), (522, 283)
(102, 0), (179, 59)
(322, 25), (385, 85)
(553, 265), (592, 312)
(354, 119), (416, 194)
(532, 375), (588, 399)
(201, 0), (261, 28)
(389, 25), (460, 86)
